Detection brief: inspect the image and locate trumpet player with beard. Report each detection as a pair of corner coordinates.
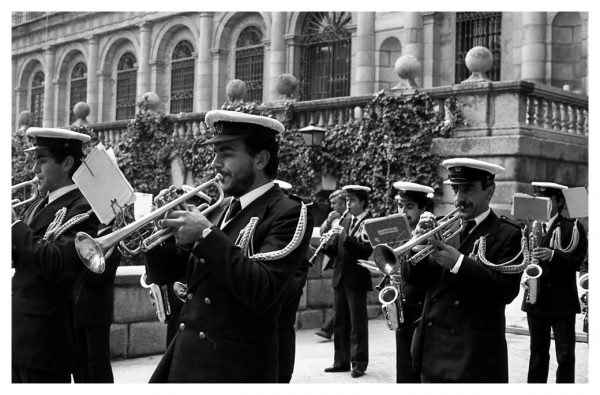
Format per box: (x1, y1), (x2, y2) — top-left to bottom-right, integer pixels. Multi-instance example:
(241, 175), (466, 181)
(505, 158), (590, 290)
(390, 181), (434, 383)
(12, 128), (99, 383)
(143, 110), (313, 383)
(405, 158), (523, 383)
(521, 182), (588, 383)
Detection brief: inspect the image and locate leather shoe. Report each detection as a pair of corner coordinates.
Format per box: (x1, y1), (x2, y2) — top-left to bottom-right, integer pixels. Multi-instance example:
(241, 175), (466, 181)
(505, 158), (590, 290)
(324, 366), (350, 373)
(351, 369), (365, 378)
(314, 329), (333, 340)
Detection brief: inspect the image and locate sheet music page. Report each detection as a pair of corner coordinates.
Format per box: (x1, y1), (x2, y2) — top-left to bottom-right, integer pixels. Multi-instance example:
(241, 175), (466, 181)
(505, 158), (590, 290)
(512, 194), (551, 222)
(73, 143), (136, 224)
(563, 187), (588, 218)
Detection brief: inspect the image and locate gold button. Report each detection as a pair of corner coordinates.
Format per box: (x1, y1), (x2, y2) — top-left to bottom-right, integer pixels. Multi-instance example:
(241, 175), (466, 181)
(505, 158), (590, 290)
(204, 297), (211, 305)
(187, 293), (193, 301)
(453, 300), (460, 306)
(426, 321), (433, 327)
(179, 323), (185, 331)
(199, 331), (206, 340)
(198, 258), (205, 264)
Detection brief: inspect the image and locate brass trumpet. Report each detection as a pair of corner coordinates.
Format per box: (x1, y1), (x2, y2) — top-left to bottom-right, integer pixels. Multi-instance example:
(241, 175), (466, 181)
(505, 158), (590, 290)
(74, 174), (224, 274)
(368, 208), (462, 269)
(12, 177), (39, 209)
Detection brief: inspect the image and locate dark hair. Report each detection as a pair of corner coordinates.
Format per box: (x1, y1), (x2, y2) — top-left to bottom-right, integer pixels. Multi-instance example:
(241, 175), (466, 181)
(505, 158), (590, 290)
(46, 145), (84, 178)
(243, 135), (279, 179)
(347, 190), (369, 209)
(481, 177), (495, 190)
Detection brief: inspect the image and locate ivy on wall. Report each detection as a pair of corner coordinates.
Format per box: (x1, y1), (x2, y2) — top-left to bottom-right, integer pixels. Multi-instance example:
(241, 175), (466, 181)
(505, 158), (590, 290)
(11, 91), (462, 220)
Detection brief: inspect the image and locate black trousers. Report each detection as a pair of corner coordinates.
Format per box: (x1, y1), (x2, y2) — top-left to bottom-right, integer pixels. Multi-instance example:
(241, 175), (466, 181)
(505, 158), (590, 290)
(332, 282), (369, 371)
(277, 286), (304, 383)
(73, 323), (114, 383)
(396, 329), (420, 383)
(12, 365), (70, 383)
(526, 313), (576, 383)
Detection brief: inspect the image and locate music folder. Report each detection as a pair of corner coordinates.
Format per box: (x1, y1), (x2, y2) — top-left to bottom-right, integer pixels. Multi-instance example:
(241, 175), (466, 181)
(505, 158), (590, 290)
(511, 193), (551, 222)
(562, 187), (588, 218)
(73, 143), (136, 224)
(363, 213), (412, 247)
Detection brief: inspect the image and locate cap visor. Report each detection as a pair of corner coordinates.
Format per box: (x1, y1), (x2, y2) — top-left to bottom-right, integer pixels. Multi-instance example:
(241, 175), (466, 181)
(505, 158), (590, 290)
(443, 178), (471, 185)
(200, 134), (246, 146)
(24, 145), (48, 152)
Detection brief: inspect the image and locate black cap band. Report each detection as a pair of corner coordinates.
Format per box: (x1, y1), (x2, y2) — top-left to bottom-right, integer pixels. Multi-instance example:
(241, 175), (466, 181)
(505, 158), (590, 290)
(447, 166), (495, 183)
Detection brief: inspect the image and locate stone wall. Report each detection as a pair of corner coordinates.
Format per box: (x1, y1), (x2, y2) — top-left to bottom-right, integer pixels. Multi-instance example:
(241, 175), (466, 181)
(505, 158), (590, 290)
(109, 231), (384, 360)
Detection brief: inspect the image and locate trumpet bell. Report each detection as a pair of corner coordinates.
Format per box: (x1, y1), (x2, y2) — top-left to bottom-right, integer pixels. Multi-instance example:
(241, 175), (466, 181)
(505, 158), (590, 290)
(372, 244), (399, 276)
(75, 232), (106, 274)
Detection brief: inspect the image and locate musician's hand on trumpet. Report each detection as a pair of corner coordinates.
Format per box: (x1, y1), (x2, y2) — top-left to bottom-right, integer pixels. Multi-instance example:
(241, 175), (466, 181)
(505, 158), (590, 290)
(158, 207), (213, 245)
(427, 237), (461, 270)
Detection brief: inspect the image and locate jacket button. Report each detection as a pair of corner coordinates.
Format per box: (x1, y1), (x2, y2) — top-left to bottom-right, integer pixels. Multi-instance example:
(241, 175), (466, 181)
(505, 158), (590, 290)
(198, 258), (205, 264)
(187, 293), (193, 301)
(453, 300), (460, 306)
(204, 297), (211, 305)
(426, 321), (433, 327)
(179, 323), (185, 331)
(198, 331), (206, 340)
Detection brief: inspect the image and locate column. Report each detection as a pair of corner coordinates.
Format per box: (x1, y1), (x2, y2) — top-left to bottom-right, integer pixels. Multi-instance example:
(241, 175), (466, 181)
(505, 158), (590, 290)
(137, 22), (152, 97)
(269, 12), (286, 101)
(12, 58), (18, 130)
(421, 12), (442, 88)
(42, 46), (56, 127)
(352, 12), (376, 96)
(521, 12), (547, 84)
(195, 12), (213, 112)
(86, 36), (99, 123)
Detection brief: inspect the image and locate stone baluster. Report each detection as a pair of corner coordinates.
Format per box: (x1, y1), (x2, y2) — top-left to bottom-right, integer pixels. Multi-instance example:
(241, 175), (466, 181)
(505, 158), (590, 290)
(109, 129), (116, 145)
(576, 108), (585, 135)
(317, 111), (326, 127)
(551, 102), (561, 131)
(542, 99), (552, 129)
(583, 109), (588, 136)
(327, 110), (335, 127)
(568, 105), (577, 134)
(533, 98), (544, 127)
(560, 103), (568, 132)
(526, 96), (535, 125)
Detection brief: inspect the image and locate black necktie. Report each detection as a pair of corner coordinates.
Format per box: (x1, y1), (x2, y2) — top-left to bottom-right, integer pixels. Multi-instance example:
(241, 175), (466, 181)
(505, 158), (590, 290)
(460, 220), (476, 243)
(225, 198), (241, 223)
(350, 217), (357, 231)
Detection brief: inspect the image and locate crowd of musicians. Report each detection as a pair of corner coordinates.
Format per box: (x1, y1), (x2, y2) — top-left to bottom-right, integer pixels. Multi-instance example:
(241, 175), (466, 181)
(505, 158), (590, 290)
(12, 110), (588, 383)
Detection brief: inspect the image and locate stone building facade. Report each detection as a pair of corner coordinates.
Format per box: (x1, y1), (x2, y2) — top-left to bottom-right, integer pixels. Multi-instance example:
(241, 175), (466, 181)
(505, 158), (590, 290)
(11, 11), (588, 129)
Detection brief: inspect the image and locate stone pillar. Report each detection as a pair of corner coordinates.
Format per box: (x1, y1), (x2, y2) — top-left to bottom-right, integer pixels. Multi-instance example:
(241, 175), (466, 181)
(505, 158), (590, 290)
(421, 12), (442, 88)
(352, 12), (376, 95)
(14, 88), (27, 131)
(195, 12), (213, 112)
(403, 12), (424, 86)
(521, 12), (547, 84)
(269, 12), (286, 102)
(53, 78), (67, 126)
(86, 36), (99, 123)
(137, 22), (152, 98)
(211, 49), (228, 107)
(12, 58), (18, 130)
(42, 46), (56, 127)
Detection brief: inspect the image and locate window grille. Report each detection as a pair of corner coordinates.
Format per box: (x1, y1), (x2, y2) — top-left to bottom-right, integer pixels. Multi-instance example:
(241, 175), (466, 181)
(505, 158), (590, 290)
(300, 12), (351, 101)
(235, 26), (264, 103)
(116, 52), (137, 120)
(69, 62), (87, 124)
(30, 71), (44, 127)
(455, 12), (502, 83)
(170, 40), (195, 114)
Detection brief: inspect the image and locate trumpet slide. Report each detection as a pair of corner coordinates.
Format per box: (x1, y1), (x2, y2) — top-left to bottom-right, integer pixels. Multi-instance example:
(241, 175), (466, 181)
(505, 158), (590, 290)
(75, 174), (224, 274)
(12, 177), (39, 209)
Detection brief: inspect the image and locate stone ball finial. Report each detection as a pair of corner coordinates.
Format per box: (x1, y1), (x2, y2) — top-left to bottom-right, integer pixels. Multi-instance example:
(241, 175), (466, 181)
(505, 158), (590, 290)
(72, 102), (90, 124)
(276, 74), (298, 99)
(226, 79), (247, 102)
(140, 92), (161, 112)
(17, 111), (34, 131)
(393, 55), (421, 89)
(463, 46), (493, 83)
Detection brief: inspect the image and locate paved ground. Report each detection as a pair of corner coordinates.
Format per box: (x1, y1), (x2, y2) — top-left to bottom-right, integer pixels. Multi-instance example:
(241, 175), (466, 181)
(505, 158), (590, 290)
(112, 316), (589, 384)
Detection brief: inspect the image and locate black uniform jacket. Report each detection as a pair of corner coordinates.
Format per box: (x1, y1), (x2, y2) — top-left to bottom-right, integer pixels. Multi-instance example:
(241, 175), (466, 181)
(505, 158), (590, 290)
(324, 213), (373, 292)
(145, 185), (313, 383)
(521, 214), (588, 316)
(406, 210), (522, 382)
(12, 189), (99, 374)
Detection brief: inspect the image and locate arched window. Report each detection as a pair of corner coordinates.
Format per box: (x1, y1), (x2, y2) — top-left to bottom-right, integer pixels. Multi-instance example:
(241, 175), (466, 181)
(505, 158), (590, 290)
(116, 52), (137, 120)
(170, 40), (195, 114)
(69, 62), (87, 124)
(30, 71), (45, 127)
(235, 26), (264, 103)
(300, 12), (352, 100)
(455, 12), (502, 83)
